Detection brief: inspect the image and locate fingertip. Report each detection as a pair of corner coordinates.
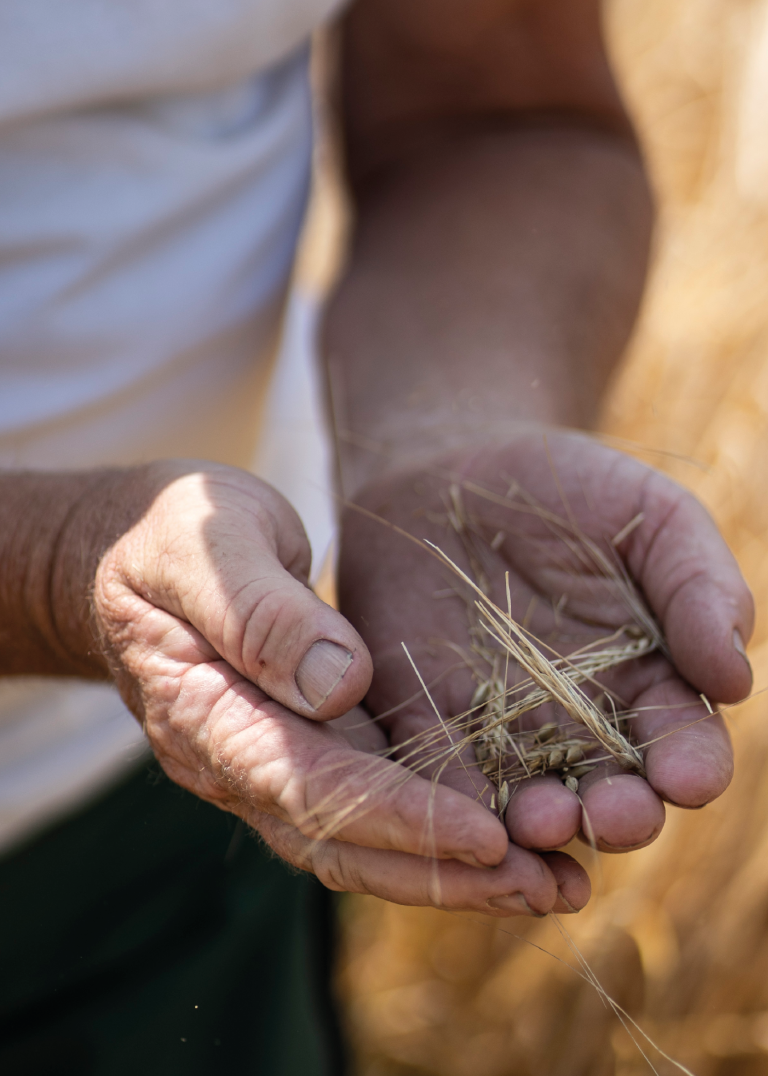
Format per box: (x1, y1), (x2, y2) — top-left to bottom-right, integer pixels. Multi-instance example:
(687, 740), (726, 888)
(505, 777), (581, 850)
(645, 720), (733, 807)
(295, 639), (353, 708)
(295, 637), (373, 717)
(396, 777), (509, 868)
(694, 621), (753, 704)
(235, 561), (374, 719)
(665, 585), (755, 704)
(504, 844), (560, 916)
(579, 773), (665, 852)
(447, 800), (511, 868)
(540, 851), (591, 913)
(431, 840), (559, 916)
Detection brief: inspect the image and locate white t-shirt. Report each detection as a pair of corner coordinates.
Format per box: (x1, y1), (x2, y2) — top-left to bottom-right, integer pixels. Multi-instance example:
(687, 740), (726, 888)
(0, 0), (346, 849)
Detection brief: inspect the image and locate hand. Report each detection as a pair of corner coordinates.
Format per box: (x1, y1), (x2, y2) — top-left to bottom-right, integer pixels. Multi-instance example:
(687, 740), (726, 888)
(71, 460), (583, 916)
(337, 427), (754, 855)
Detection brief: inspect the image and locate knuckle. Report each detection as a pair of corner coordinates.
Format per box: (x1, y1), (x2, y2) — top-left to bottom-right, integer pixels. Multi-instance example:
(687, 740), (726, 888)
(311, 841), (367, 895)
(235, 579), (312, 673)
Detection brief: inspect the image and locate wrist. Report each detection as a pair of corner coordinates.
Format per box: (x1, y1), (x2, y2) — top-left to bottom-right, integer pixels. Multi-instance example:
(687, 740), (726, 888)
(50, 466), (158, 678)
(0, 469), (119, 677)
(59, 461), (217, 676)
(338, 417), (554, 502)
(0, 462), (184, 679)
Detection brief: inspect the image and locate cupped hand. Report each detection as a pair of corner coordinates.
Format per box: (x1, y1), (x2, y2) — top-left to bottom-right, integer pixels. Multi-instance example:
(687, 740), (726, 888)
(337, 427), (754, 855)
(79, 461), (584, 915)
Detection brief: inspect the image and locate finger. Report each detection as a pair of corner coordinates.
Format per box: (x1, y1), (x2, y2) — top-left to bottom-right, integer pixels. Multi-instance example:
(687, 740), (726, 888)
(114, 469), (374, 719)
(251, 808), (585, 917)
(146, 653), (510, 867)
(204, 529), (372, 720)
(577, 765), (666, 853)
(540, 851), (592, 913)
(626, 472), (754, 703)
(630, 677), (733, 807)
(505, 774), (582, 851)
(121, 597), (590, 916)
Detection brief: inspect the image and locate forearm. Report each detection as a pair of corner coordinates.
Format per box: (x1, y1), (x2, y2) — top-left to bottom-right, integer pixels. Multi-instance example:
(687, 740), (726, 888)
(324, 122), (653, 497)
(0, 467), (163, 678)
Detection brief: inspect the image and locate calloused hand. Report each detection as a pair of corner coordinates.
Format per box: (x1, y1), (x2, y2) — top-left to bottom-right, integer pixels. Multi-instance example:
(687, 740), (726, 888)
(337, 427), (754, 856)
(86, 461), (584, 916)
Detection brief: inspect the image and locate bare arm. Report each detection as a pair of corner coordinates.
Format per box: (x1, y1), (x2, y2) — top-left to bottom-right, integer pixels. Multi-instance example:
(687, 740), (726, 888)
(0, 461), (580, 915)
(0, 470), (122, 678)
(325, 0), (653, 494)
(324, 0), (753, 857)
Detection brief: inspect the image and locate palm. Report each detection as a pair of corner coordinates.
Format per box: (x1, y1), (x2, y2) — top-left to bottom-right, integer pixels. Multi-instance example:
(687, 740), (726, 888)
(338, 429), (753, 853)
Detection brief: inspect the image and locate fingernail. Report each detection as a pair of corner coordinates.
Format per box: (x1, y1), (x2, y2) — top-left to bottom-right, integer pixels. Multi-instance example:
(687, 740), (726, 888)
(599, 834), (658, 852)
(556, 889), (578, 914)
(455, 852), (490, 869)
(733, 629), (752, 677)
(296, 640), (353, 710)
(486, 894), (546, 917)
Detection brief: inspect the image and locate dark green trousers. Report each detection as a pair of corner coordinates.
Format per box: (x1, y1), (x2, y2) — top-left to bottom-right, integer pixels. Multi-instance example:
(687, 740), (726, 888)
(0, 761), (346, 1076)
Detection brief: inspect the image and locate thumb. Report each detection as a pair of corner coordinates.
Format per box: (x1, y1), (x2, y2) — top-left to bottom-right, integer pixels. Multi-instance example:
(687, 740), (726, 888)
(111, 466), (373, 720)
(629, 473), (754, 703)
(218, 554), (374, 720)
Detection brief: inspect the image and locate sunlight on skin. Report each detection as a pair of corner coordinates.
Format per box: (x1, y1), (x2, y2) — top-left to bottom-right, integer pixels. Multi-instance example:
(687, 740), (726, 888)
(337, 429), (753, 861)
(79, 464), (590, 915)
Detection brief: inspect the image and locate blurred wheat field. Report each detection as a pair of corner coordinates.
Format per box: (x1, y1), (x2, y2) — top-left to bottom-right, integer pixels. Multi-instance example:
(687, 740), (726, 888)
(314, 2), (768, 1074)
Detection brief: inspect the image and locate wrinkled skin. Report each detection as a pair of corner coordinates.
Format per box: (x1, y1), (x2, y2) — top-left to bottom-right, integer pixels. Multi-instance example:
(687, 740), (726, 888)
(338, 429), (754, 864)
(90, 461), (568, 917)
(88, 428), (752, 919)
